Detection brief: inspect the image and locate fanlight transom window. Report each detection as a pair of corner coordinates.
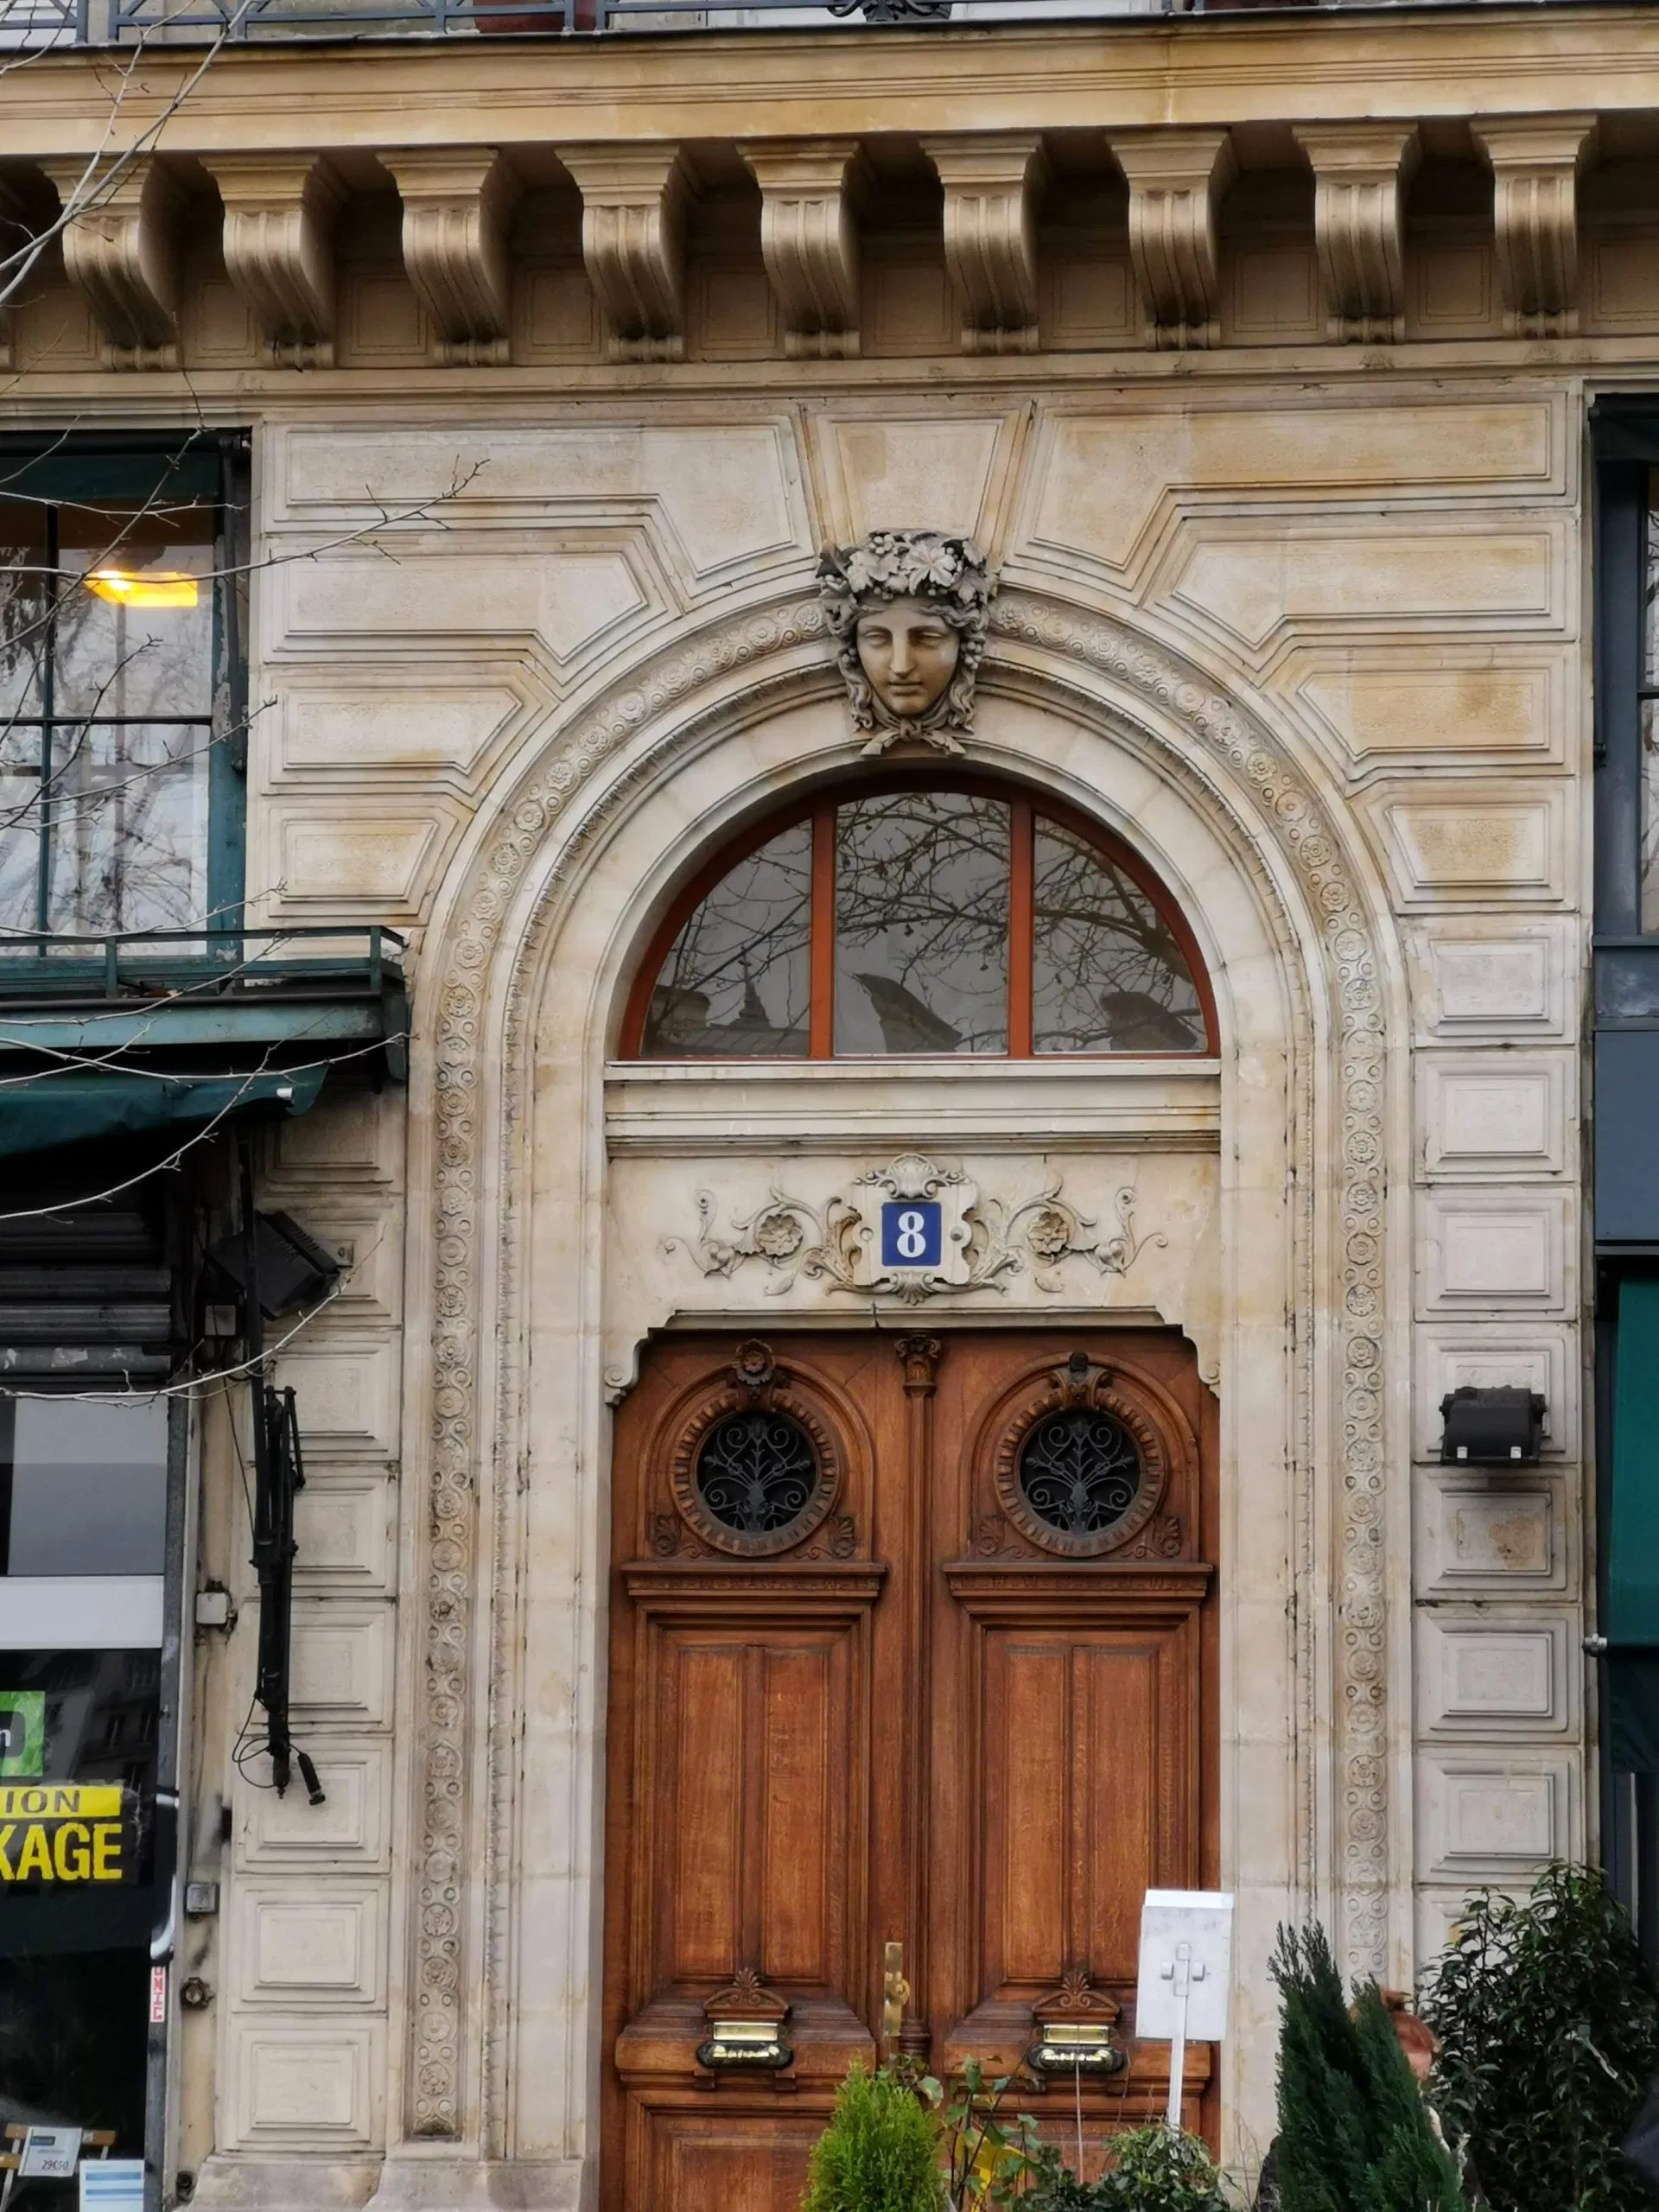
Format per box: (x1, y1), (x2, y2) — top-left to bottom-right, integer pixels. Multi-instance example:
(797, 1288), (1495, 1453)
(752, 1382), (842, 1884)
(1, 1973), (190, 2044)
(626, 780), (1213, 1060)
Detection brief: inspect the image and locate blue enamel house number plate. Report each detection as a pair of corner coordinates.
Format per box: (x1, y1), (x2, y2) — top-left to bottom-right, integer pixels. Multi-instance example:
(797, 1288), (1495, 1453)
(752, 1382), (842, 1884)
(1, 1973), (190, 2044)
(880, 1200), (942, 1270)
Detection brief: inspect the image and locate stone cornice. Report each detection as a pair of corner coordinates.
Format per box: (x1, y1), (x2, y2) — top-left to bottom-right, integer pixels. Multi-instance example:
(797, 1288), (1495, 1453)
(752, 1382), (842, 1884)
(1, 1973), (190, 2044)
(8, 10), (1659, 154)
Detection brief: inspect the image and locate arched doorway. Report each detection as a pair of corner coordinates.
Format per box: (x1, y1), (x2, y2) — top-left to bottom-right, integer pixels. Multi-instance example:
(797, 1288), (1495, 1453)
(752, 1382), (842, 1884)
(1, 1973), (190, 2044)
(599, 777), (1220, 2212)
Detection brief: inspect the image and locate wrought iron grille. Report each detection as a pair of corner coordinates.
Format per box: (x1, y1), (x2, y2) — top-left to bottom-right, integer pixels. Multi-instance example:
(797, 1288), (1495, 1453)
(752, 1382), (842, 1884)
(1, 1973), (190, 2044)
(695, 1409), (820, 1535)
(1017, 1407), (1141, 1535)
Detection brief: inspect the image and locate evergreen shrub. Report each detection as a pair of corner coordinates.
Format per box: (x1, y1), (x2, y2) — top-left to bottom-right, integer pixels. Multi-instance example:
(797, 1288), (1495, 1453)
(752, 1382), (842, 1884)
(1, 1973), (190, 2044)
(1268, 1923), (1463, 2212)
(1416, 1862), (1659, 2212)
(803, 2063), (947, 2212)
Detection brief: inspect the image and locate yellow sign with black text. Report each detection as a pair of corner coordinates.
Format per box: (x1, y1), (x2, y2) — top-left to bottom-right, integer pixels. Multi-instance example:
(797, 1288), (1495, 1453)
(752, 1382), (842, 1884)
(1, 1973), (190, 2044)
(0, 1783), (132, 1885)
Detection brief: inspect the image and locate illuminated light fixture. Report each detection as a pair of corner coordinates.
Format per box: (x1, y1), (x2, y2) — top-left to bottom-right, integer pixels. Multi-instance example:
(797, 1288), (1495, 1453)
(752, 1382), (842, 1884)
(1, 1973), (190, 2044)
(82, 569), (200, 608)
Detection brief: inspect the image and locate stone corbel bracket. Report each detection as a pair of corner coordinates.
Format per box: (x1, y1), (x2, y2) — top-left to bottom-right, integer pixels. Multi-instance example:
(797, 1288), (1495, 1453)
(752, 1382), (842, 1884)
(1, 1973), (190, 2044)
(560, 143), (690, 363)
(1293, 122), (1419, 344)
(384, 148), (518, 367)
(43, 155), (183, 370)
(1111, 128), (1236, 350)
(740, 137), (861, 360)
(1473, 113), (1596, 339)
(205, 152), (343, 367)
(924, 131), (1045, 356)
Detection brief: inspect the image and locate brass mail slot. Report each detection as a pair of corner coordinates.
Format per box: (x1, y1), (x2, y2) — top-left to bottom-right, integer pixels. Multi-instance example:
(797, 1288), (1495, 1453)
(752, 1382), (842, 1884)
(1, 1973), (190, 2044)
(1027, 2022), (1126, 2075)
(696, 2021), (792, 2070)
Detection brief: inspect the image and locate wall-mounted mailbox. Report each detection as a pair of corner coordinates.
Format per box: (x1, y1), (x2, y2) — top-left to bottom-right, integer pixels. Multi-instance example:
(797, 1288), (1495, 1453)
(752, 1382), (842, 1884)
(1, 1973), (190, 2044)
(1439, 1385), (1548, 1465)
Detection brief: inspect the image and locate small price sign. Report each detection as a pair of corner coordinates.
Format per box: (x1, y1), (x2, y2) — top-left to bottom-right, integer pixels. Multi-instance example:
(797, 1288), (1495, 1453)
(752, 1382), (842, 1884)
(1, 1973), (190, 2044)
(880, 1200), (942, 1270)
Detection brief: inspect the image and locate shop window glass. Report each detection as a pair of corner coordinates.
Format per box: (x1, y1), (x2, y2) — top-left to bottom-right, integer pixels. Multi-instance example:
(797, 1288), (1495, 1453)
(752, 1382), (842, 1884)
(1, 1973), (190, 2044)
(0, 1398), (168, 1577)
(630, 781), (1212, 1060)
(0, 491), (222, 941)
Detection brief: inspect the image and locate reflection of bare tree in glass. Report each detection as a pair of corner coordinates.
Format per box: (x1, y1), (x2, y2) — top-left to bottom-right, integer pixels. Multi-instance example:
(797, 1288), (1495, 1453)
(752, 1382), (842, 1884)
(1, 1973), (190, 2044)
(1643, 480), (1659, 931)
(0, 504), (214, 937)
(834, 791), (1007, 1053)
(1033, 818), (1202, 1052)
(642, 822), (812, 1054)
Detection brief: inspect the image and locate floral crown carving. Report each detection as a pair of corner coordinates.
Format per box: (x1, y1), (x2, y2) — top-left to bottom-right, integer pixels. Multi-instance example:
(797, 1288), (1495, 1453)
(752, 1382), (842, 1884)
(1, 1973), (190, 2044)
(816, 529), (995, 753)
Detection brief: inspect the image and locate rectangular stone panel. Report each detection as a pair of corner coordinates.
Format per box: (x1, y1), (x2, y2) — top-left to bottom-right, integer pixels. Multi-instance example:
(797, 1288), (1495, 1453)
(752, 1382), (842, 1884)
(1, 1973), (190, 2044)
(233, 1883), (387, 2006)
(228, 2020), (381, 2148)
(1414, 925), (1569, 1039)
(288, 1603), (395, 1727)
(1417, 1054), (1571, 1179)
(269, 1339), (400, 1459)
(1417, 1191), (1572, 1316)
(1415, 1479), (1561, 1594)
(235, 1741), (391, 1872)
(1417, 1754), (1578, 1878)
(1380, 790), (1567, 906)
(1417, 1616), (1573, 1735)
(294, 1476), (397, 1594)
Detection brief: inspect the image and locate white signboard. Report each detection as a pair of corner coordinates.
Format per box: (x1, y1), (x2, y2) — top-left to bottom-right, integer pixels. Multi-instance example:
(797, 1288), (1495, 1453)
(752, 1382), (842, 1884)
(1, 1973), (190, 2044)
(20, 2130), (81, 2181)
(1135, 1889), (1235, 2129)
(79, 2162), (143, 2212)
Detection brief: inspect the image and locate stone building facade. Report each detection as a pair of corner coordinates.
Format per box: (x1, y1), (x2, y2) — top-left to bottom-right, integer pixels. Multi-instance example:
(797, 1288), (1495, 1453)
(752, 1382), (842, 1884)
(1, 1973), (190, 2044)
(0, 6), (1650, 2206)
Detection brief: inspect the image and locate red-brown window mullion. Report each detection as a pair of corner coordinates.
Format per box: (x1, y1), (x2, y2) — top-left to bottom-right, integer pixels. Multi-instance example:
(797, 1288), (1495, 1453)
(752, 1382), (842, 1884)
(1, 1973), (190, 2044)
(1008, 798), (1034, 1058)
(809, 804), (836, 1058)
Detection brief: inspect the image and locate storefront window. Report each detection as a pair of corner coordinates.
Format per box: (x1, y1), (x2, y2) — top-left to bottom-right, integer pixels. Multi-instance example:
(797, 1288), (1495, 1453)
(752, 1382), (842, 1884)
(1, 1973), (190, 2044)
(0, 454), (238, 945)
(0, 1398), (172, 2208)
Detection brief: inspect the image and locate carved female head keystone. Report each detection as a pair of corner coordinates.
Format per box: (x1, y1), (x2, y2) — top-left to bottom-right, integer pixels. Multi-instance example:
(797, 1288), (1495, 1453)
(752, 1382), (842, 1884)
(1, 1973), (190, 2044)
(817, 530), (995, 754)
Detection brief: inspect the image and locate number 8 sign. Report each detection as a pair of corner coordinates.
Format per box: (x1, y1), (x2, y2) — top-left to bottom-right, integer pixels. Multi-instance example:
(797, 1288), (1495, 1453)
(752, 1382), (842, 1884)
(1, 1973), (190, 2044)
(880, 1200), (942, 1270)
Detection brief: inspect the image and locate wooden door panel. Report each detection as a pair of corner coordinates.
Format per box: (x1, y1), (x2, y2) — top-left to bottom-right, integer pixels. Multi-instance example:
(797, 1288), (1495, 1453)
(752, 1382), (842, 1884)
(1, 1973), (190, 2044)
(639, 1618), (860, 2003)
(640, 2109), (821, 2212)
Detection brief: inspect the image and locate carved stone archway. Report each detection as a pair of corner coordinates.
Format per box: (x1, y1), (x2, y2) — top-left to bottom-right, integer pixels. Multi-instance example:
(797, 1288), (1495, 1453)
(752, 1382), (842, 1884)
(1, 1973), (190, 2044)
(399, 583), (1402, 2171)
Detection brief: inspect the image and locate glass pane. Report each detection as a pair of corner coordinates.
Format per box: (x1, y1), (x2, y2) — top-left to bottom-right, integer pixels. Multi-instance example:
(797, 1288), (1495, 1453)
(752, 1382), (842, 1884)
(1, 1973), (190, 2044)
(1, 1397), (168, 1577)
(43, 722), (209, 935)
(54, 499), (215, 721)
(0, 721), (44, 934)
(834, 791), (1007, 1055)
(0, 498), (50, 722)
(1648, 469), (1659, 683)
(0, 1647), (159, 2190)
(1033, 816), (1205, 1053)
(642, 817), (811, 1055)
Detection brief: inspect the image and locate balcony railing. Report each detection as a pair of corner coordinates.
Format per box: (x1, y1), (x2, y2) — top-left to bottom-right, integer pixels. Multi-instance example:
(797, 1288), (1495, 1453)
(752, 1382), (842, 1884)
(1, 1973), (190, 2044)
(0, 0), (1534, 41)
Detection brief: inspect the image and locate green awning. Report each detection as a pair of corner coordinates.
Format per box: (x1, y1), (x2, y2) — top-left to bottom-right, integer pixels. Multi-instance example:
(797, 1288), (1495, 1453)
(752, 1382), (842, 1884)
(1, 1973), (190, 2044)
(0, 1065), (327, 1160)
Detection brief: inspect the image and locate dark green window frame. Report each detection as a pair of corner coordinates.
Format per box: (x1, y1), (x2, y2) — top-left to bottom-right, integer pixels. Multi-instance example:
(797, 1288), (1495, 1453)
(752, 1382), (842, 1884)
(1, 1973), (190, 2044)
(0, 432), (248, 943)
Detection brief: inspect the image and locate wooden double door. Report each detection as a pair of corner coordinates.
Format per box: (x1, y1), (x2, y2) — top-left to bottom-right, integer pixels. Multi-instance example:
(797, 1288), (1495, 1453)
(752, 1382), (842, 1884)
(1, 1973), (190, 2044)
(601, 1329), (1217, 2212)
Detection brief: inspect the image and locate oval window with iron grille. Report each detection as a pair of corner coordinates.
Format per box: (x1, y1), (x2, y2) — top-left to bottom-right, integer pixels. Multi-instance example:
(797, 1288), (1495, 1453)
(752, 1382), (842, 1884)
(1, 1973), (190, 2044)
(693, 1408), (821, 1541)
(1016, 1407), (1143, 1537)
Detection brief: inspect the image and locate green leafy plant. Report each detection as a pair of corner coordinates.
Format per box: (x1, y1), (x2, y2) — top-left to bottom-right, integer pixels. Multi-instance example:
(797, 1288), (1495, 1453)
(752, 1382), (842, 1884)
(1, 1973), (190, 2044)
(803, 2063), (948, 2212)
(1417, 1863), (1659, 2212)
(927, 2057), (1043, 2212)
(1269, 1923), (1463, 2212)
(1020, 2126), (1228, 2212)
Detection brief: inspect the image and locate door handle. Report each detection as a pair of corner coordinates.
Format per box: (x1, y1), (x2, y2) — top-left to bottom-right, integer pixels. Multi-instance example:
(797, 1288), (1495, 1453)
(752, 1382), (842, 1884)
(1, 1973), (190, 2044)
(881, 1940), (910, 2053)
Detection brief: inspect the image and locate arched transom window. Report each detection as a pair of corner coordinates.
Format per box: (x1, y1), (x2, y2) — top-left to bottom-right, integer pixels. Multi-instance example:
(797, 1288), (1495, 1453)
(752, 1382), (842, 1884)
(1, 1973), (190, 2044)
(624, 780), (1214, 1060)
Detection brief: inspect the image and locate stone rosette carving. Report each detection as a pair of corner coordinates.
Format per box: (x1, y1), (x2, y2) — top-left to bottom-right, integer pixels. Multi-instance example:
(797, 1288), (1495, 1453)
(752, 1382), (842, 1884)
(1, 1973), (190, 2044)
(817, 530), (995, 753)
(664, 1153), (1163, 1307)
